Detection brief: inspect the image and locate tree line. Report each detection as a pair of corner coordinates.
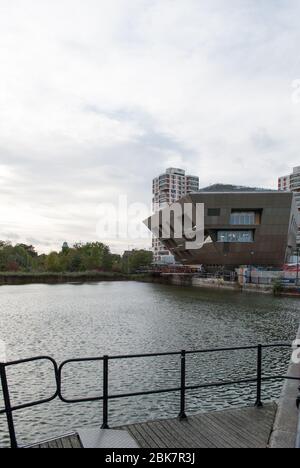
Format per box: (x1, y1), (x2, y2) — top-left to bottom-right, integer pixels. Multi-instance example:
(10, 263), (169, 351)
(0, 241), (153, 274)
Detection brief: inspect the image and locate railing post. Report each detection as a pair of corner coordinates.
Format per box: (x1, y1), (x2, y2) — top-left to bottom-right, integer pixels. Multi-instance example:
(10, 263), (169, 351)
(101, 355), (109, 429)
(179, 350), (187, 420)
(0, 363), (18, 448)
(255, 345), (263, 408)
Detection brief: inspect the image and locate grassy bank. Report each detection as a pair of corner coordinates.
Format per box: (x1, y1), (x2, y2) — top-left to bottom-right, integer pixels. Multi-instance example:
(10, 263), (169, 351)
(0, 271), (153, 285)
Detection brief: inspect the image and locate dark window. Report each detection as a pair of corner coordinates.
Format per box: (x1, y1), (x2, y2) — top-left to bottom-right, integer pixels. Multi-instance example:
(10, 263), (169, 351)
(207, 208), (221, 216)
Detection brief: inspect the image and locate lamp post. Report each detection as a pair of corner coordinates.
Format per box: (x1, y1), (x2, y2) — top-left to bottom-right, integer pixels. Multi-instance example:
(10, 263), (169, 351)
(296, 248), (300, 287)
(249, 251), (255, 284)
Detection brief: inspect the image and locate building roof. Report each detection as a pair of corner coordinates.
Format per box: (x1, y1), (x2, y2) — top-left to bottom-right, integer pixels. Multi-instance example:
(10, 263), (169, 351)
(199, 184), (275, 193)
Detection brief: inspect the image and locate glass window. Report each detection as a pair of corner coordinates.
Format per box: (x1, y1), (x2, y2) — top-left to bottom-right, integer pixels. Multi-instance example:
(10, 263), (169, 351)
(217, 231), (253, 243)
(230, 212), (255, 225)
(208, 208), (221, 216)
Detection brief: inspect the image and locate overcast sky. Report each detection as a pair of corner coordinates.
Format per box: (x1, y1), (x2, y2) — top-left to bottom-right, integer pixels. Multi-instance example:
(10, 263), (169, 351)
(1, 0), (300, 253)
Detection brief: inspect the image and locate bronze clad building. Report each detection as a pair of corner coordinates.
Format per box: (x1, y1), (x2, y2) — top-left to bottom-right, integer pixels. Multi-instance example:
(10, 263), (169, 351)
(146, 192), (299, 267)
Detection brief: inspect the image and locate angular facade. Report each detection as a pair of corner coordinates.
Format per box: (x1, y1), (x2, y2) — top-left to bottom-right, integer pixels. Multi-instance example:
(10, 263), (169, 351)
(278, 166), (300, 245)
(146, 192), (298, 267)
(152, 168), (200, 263)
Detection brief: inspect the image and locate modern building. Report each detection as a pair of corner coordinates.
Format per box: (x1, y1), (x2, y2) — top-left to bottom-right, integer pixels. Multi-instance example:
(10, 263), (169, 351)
(146, 191), (298, 268)
(152, 168), (200, 263)
(278, 166), (300, 245)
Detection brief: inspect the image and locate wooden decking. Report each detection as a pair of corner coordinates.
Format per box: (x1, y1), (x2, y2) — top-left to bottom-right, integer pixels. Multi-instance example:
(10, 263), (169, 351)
(121, 403), (277, 449)
(28, 403), (277, 449)
(30, 433), (82, 449)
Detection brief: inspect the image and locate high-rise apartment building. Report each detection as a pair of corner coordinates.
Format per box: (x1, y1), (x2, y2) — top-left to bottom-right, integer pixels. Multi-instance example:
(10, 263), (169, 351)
(152, 168), (200, 262)
(278, 166), (300, 245)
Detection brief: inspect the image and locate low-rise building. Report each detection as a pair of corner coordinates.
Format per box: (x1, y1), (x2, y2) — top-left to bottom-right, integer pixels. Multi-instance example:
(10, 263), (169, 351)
(146, 191), (298, 268)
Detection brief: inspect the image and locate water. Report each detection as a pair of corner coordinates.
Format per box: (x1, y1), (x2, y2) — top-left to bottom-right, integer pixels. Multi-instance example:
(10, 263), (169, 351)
(0, 281), (299, 447)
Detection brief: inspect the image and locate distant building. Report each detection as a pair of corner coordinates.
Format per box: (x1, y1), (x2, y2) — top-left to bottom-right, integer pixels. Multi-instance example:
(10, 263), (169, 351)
(152, 168), (200, 263)
(278, 167), (300, 245)
(146, 191), (298, 268)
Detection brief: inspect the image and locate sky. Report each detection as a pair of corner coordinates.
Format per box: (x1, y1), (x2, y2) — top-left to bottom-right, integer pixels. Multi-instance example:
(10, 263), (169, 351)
(1, 0), (300, 253)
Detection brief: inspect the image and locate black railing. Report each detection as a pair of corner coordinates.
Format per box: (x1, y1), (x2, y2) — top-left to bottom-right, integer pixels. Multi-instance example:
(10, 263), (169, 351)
(0, 343), (300, 448)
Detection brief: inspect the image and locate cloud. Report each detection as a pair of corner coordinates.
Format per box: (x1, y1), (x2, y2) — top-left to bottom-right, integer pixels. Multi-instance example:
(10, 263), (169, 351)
(0, 0), (300, 252)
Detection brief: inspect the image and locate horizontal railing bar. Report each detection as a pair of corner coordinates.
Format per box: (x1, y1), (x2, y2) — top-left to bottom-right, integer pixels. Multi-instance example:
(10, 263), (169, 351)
(108, 351), (182, 360)
(2, 373), (298, 414)
(186, 375), (297, 390)
(58, 353), (181, 368)
(1, 356), (59, 368)
(108, 386), (182, 399)
(261, 343), (292, 349)
(44, 375), (300, 407)
(1, 342), (293, 370)
(71, 344), (294, 362)
(59, 357), (104, 366)
(0, 392), (59, 415)
(106, 375), (294, 401)
(282, 376), (300, 381)
(58, 343), (293, 365)
(185, 346), (258, 355)
(59, 395), (103, 404)
(186, 344), (292, 355)
(109, 347), (259, 360)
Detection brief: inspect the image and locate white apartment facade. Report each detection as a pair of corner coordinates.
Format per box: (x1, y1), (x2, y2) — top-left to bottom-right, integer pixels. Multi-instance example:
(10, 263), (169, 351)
(152, 168), (200, 263)
(278, 166), (300, 245)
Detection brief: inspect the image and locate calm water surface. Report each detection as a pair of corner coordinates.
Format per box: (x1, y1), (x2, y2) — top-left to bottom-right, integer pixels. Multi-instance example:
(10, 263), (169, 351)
(0, 281), (299, 447)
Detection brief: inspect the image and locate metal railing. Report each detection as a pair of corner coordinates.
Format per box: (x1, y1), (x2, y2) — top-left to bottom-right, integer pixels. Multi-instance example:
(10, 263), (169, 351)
(0, 343), (300, 449)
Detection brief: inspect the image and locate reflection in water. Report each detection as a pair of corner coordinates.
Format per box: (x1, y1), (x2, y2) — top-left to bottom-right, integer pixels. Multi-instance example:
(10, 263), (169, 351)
(0, 281), (299, 447)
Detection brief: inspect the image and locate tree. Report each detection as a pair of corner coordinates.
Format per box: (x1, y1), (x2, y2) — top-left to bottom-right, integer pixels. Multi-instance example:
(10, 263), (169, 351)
(16, 244), (38, 258)
(35, 254), (47, 272)
(45, 252), (62, 273)
(0, 241), (12, 271)
(0, 242), (34, 272)
(69, 253), (83, 272)
(78, 242), (113, 271)
(123, 250), (153, 273)
(0, 240), (138, 275)
(111, 254), (122, 272)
